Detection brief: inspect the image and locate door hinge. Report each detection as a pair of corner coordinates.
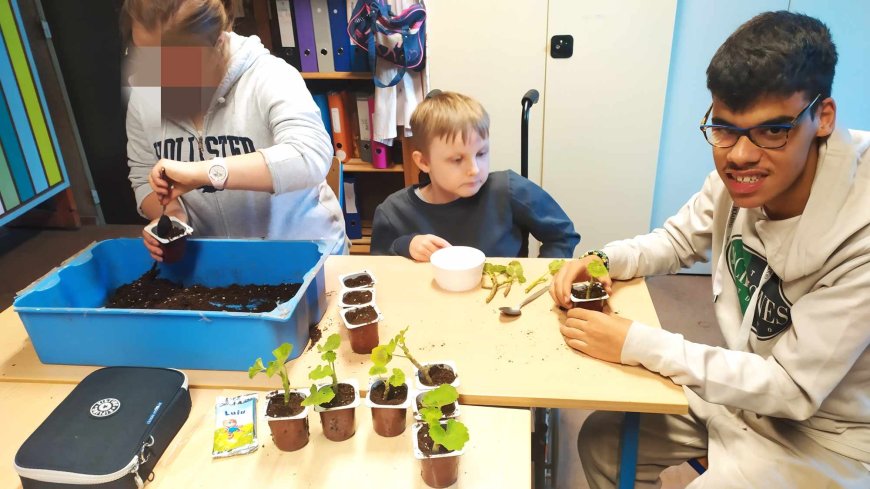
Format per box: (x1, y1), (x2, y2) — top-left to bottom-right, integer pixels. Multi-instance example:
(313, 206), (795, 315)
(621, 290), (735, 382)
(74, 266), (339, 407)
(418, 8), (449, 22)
(40, 20), (52, 39)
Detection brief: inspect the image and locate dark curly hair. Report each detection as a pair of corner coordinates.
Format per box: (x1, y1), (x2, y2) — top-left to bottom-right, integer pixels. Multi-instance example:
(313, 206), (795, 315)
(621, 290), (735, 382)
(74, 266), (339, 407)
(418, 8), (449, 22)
(707, 11), (837, 111)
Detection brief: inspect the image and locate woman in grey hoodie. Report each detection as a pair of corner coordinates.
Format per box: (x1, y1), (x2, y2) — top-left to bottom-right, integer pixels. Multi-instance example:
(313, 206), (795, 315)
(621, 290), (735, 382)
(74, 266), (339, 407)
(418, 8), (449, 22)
(123, 0), (346, 261)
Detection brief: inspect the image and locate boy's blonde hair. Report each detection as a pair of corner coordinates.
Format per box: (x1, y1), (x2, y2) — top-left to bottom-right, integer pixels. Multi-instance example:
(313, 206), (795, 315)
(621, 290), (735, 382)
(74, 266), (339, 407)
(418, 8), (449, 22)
(410, 91), (490, 154)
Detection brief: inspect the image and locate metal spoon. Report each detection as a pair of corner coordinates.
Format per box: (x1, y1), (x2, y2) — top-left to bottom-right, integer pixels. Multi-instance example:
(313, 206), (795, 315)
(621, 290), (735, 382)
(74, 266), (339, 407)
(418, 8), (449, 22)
(499, 286), (550, 316)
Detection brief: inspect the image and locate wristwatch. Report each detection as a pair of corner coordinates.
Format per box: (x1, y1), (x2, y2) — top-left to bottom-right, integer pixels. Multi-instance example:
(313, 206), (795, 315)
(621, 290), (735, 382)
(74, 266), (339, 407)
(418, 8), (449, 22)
(207, 158), (228, 190)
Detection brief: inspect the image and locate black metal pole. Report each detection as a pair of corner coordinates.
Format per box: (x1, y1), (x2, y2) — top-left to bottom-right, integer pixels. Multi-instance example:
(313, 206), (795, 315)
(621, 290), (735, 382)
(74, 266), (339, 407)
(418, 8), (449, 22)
(520, 89), (540, 179)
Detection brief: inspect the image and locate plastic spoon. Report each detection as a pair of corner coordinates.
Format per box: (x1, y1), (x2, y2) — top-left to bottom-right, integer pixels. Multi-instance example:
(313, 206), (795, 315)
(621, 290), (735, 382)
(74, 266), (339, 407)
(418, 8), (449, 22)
(499, 285), (550, 316)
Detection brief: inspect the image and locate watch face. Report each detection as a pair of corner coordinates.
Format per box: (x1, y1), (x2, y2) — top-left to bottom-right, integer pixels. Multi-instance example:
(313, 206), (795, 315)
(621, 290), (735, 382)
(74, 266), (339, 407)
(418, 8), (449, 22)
(209, 165), (227, 181)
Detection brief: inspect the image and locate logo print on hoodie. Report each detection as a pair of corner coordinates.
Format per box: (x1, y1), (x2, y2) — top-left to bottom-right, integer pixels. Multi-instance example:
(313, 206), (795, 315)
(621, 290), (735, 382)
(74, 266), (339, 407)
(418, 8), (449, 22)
(726, 236), (793, 340)
(152, 135), (256, 161)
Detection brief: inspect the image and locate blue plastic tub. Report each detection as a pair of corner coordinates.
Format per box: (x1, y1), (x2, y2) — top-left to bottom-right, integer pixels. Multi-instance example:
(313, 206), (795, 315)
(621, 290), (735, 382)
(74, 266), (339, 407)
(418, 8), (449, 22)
(13, 238), (336, 371)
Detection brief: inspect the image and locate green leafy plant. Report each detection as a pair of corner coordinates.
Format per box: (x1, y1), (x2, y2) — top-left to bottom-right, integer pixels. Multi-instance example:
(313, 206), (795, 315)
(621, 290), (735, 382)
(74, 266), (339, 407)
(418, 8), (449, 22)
(419, 384), (469, 452)
(388, 327), (434, 385)
(585, 260), (608, 299)
(369, 338), (406, 401)
(525, 259), (566, 292)
(481, 261), (526, 302)
(248, 342), (295, 405)
(300, 333), (341, 408)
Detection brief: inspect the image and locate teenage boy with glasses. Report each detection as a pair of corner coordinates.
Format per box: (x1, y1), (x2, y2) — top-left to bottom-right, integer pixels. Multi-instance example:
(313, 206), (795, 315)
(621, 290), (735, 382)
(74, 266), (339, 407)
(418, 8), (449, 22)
(551, 11), (870, 488)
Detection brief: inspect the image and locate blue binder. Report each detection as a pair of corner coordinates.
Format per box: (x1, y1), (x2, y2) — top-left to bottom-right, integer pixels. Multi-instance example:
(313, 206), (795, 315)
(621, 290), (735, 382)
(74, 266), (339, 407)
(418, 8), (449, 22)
(343, 175), (363, 239)
(326, 0), (352, 72)
(312, 93), (333, 146)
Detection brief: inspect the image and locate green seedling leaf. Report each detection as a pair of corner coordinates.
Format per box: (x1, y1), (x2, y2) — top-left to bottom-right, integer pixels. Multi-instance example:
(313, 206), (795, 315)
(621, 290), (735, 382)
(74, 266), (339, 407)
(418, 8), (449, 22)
(247, 358), (265, 379)
(300, 384), (335, 407)
(309, 364), (333, 381)
(421, 384), (459, 408)
(430, 419), (470, 452)
(420, 406), (443, 427)
(525, 259), (567, 293)
(388, 368), (405, 387)
(369, 364), (387, 377)
(587, 260), (608, 280)
(483, 263), (506, 274)
(321, 350), (337, 363)
(265, 359), (280, 378)
(272, 342), (292, 364)
(507, 260), (526, 283)
(319, 333), (341, 352)
(249, 343), (296, 405)
(370, 344), (393, 367)
(548, 259), (566, 275)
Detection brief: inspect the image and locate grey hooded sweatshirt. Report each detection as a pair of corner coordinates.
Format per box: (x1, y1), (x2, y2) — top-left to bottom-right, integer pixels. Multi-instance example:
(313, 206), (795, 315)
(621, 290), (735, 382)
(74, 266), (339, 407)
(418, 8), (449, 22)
(127, 33), (346, 251)
(606, 128), (870, 465)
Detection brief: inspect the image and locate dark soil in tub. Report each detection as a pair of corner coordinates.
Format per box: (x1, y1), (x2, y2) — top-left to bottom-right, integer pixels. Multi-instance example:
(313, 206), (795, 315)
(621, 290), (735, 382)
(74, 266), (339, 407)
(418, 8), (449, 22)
(345, 305), (378, 325)
(419, 364), (457, 386)
(266, 392), (306, 418)
(370, 382), (408, 405)
(342, 289), (372, 305)
(417, 424), (452, 456)
(106, 268), (301, 312)
(320, 383), (356, 409)
(343, 274), (374, 288)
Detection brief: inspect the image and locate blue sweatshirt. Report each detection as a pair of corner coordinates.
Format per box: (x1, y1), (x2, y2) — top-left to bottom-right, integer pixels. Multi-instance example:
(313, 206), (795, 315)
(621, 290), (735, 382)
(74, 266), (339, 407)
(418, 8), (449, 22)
(371, 170), (580, 258)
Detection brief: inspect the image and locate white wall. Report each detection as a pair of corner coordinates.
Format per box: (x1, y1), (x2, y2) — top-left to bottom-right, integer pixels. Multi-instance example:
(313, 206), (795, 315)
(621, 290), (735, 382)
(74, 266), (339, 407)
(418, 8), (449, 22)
(541, 0), (677, 252)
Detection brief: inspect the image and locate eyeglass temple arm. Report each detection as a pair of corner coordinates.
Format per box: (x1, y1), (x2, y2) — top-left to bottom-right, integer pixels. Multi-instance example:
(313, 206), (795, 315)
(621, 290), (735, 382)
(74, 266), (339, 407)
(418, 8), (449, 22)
(700, 104), (713, 127)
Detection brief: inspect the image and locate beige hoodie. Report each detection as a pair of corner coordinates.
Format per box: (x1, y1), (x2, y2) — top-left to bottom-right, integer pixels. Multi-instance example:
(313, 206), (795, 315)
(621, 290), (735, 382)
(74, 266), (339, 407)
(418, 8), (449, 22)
(606, 128), (870, 463)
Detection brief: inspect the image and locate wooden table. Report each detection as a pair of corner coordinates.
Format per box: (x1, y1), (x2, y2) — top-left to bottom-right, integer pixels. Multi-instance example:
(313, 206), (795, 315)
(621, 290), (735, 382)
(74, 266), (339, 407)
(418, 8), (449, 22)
(1, 255), (688, 488)
(0, 382), (530, 488)
(1, 256), (686, 414)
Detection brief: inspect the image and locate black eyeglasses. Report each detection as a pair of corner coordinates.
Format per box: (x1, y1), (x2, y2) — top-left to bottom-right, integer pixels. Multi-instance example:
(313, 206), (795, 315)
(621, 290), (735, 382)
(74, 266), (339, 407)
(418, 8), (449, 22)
(699, 94), (821, 149)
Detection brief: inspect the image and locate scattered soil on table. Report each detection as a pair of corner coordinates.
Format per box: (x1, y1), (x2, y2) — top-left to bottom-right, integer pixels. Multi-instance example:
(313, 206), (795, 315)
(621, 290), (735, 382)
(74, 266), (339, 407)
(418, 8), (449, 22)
(343, 274), (373, 288)
(105, 268), (301, 312)
(308, 324), (322, 350)
(370, 381), (408, 405)
(266, 392), (306, 418)
(416, 392), (456, 417)
(571, 282), (607, 300)
(417, 424), (452, 456)
(419, 364), (457, 386)
(320, 383), (356, 409)
(344, 305), (378, 325)
(342, 289), (372, 305)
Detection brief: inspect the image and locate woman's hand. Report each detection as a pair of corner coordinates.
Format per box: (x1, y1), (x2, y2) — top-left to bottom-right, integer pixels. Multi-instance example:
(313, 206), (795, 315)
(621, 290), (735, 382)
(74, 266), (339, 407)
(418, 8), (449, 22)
(550, 256), (613, 308)
(149, 159), (208, 205)
(142, 218), (165, 261)
(560, 308), (632, 363)
(409, 234), (451, 262)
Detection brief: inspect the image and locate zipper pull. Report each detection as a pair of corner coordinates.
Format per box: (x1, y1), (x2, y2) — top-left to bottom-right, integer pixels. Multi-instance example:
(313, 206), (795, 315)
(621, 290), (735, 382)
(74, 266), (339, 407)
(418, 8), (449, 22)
(129, 460), (144, 489)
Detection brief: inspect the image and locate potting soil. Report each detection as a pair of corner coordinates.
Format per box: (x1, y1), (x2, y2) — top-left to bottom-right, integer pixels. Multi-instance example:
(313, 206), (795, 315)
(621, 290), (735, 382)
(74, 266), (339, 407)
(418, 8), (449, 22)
(105, 268), (301, 312)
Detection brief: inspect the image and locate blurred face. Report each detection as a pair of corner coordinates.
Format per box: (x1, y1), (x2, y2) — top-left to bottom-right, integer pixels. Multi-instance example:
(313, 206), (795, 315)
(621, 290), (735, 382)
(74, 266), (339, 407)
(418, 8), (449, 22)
(128, 21), (226, 119)
(414, 131), (490, 204)
(710, 92), (835, 219)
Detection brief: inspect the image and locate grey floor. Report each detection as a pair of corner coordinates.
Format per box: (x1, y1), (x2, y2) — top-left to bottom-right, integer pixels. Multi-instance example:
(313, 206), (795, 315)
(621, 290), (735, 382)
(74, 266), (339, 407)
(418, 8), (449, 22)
(0, 225), (723, 488)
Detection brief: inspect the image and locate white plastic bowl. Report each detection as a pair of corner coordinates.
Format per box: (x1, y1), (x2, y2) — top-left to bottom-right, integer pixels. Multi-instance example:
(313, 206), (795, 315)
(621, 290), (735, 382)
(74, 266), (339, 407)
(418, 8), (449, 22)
(430, 246), (485, 292)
